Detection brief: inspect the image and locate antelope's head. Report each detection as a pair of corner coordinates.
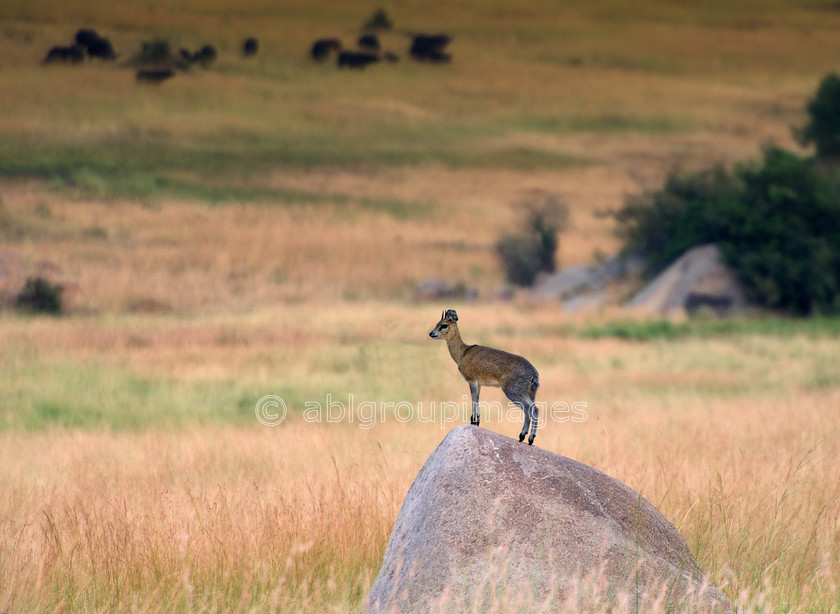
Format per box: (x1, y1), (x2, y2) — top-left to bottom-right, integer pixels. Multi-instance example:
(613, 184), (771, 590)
(429, 309), (458, 340)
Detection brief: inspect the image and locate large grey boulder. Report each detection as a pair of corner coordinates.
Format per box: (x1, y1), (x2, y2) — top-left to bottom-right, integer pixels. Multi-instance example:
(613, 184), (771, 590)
(624, 244), (748, 317)
(414, 278), (457, 300)
(414, 278), (477, 302)
(533, 264), (601, 301)
(366, 425), (728, 613)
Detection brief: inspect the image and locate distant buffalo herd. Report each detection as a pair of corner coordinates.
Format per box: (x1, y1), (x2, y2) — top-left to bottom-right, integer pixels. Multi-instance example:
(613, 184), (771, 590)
(43, 28), (116, 64)
(42, 27), (452, 84)
(311, 32), (452, 69)
(43, 28), (256, 84)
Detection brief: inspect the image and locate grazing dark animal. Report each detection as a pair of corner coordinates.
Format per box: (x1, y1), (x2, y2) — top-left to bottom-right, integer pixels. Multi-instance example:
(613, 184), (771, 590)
(410, 33), (452, 62)
(358, 34), (380, 52)
(43, 44), (85, 64)
(136, 68), (175, 84)
(337, 51), (379, 69)
(425, 49), (451, 63)
(242, 37), (259, 56)
(310, 38), (342, 61)
(75, 28), (116, 60)
(86, 36), (116, 60)
(194, 45), (217, 64)
(74, 29), (99, 48)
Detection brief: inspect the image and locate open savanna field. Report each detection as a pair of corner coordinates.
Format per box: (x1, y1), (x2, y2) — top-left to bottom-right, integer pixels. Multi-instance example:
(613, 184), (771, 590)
(2, 0), (840, 611)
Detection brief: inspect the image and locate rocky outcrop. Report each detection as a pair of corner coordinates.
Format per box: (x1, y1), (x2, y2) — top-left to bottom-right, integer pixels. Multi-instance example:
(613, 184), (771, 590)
(366, 425), (728, 613)
(624, 244), (748, 317)
(532, 253), (645, 313)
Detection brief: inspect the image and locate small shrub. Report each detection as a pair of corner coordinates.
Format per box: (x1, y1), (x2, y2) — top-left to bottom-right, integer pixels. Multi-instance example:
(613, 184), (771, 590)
(134, 39), (172, 65)
(496, 235), (541, 286)
(82, 226), (109, 240)
(34, 202), (52, 218)
(497, 191), (569, 286)
(798, 73), (840, 161)
(16, 277), (64, 315)
(364, 9), (393, 30)
(522, 192), (569, 274)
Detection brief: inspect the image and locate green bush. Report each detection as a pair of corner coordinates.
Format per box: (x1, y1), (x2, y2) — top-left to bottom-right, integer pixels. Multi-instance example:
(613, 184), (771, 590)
(526, 202), (567, 274)
(136, 39), (172, 65)
(613, 164), (740, 274)
(364, 9), (393, 30)
(798, 73), (840, 160)
(16, 277), (64, 315)
(496, 235), (541, 286)
(613, 147), (840, 315)
(496, 192), (569, 286)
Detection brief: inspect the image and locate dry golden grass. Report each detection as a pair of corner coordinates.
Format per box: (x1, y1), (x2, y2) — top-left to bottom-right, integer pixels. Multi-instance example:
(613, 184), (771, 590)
(0, 173), (630, 312)
(2, 302), (840, 611)
(1, 381), (838, 611)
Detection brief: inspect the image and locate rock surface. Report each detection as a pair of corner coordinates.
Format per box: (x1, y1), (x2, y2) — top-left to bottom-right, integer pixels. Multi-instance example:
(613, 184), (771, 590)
(414, 278), (477, 301)
(532, 253), (645, 313)
(624, 244), (748, 317)
(366, 425), (728, 613)
(414, 277), (457, 300)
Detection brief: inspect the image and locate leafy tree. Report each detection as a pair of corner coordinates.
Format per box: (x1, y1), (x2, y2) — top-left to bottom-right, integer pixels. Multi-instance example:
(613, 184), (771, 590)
(798, 73), (840, 161)
(613, 147), (840, 315)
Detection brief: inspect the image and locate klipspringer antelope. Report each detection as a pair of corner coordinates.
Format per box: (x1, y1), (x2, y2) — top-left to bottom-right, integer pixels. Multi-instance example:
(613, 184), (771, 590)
(429, 309), (541, 445)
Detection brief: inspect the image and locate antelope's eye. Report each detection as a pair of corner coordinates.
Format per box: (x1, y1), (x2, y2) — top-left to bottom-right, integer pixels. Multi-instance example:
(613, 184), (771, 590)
(439, 324), (448, 330)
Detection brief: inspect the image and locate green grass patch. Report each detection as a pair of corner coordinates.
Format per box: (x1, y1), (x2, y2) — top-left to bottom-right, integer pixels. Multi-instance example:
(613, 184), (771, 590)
(0, 145), (435, 217)
(510, 113), (690, 135)
(0, 357), (310, 431)
(579, 319), (688, 341)
(0, 132), (593, 204)
(1, 136), (589, 175)
(578, 316), (840, 341)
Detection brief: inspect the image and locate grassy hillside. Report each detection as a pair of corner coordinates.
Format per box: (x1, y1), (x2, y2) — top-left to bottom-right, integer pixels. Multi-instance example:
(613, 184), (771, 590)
(4, 0), (840, 305)
(2, 0), (840, 196)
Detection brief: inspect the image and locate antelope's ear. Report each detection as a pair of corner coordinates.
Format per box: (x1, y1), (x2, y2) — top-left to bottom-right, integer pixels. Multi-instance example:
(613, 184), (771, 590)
(445, 309), (458, 322)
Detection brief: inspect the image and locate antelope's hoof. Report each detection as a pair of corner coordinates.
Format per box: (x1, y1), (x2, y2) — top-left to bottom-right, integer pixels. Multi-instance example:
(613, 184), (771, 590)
(519, 433), (525, 442)
(528, 436), (535, 446)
